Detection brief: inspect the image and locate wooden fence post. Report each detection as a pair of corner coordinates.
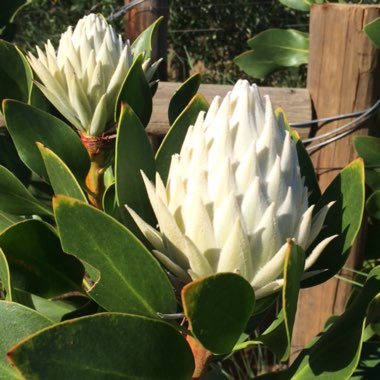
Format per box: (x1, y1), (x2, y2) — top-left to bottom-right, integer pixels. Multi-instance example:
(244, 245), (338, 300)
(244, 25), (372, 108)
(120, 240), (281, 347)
(124, 0), (169, 80)
(291, 3), (380, 359)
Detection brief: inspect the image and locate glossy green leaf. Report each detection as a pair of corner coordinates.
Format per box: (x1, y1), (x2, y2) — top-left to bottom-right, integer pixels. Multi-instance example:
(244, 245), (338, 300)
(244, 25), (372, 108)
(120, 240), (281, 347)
(353, 136), (380, 168)
(13, 289), (88, 323)
(0, 300), (52, 380)
(364, 17), (380, 49)
(0, 249), (11, 301)
(8, 313), (194, 380)
(116, 54), (152, 127)
(3, 100), (90, 181)
(367, 190), (380, 220)
(37, 143), (87, 203)
(53, 196), (176, 317)
(0, 220), (84, 298)
(156, 93), (209, 184)
(0, 165), (52, 216)
(182, 273), (255, 354)
(115, 103), (156, 231)
(259, 242), (304, 361)
(0, 212), (21, 233)
(0, 40), (32, 110)
(234, 29), (309, 79)
(277, 109), (321, 204)
(365, 168), (380, 191)
(168, 74), (202, 125)
(0, 0), (31, 29)
(352, 341), (380, 379)
(0, 130), (31, 185)
(284, 265), (380, 379)
(279, 0), (318, 12)
(131, 17), (163, 59)
(302, 158), (365, 286)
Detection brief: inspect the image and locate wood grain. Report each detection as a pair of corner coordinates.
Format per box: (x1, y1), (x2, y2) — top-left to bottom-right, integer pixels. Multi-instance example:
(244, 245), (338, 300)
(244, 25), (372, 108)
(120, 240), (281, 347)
(147, 81), (312, 139)
(291, 3), (380, 360)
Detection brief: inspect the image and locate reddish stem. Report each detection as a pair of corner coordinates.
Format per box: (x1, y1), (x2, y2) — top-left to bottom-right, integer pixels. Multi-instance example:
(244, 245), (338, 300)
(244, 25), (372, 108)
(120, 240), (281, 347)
(186, 335), (213, 379)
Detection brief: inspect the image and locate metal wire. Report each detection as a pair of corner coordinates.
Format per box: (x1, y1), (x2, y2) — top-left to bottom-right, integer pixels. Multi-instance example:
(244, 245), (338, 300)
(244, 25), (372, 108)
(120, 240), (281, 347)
(107, 0), (146, 21)
(303, 100), (380, 153)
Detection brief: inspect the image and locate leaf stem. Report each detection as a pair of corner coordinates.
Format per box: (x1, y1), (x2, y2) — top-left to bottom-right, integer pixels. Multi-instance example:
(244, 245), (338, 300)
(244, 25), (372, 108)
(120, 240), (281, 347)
(186, 335), (213, 379)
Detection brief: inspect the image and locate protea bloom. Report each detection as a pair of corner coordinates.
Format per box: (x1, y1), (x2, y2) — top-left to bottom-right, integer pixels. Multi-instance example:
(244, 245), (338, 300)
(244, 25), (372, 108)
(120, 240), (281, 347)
(128, 80), (336, 299)
(27, 13), (158, 136)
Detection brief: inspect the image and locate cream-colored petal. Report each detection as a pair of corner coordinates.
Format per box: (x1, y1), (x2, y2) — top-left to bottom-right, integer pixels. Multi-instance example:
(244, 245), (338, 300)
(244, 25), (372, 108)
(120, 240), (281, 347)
(217, 217), (252, 279)
(152, 250), (190, 283)
(251, 242), (288, 288)
(253, 279), (284, 299)
(304, 235), (338, 270)
(125, 205), (165, 252)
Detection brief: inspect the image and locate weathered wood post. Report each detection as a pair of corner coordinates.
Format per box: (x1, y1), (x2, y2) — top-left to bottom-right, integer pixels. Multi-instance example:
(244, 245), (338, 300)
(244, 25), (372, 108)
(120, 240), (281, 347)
(292, 3), (380, 358)
(124, 0), (169, 80)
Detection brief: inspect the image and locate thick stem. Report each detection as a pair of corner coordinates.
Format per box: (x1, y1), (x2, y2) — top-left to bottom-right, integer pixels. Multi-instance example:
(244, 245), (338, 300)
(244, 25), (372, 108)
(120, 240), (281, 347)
(80, 133), (115, 209)
(186, 335), (213, 380)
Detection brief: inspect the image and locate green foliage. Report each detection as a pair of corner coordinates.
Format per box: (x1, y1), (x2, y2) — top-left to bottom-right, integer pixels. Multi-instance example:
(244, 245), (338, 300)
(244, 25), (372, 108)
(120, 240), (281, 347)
(302, 159), (365, 286)
(364, 17), (380, 49)
(182, 273), (255, 354)
(0, 6), (372, 378)
(7, 313), (195, 380)
(0, 0), (31, 40)
(54, 196), (177, 317)
(0, 40), (32, 110)
(234, 29), (309, 79)
(155, 93), (209, 183)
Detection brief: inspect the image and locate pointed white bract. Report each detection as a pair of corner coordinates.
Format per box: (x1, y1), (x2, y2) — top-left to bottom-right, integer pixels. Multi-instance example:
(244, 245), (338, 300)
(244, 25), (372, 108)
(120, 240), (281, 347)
(28, 13), (156, 136)
(128, 80), (336, 299)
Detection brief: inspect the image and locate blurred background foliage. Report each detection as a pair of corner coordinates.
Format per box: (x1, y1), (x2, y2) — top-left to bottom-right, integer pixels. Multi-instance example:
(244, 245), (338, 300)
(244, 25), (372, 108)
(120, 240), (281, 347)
(9, 0), (380, 88)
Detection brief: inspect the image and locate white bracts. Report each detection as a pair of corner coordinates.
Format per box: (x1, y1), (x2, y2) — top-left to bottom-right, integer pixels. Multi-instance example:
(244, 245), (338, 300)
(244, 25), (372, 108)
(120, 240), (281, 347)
(28, 13), (158, 136)
(127, 80), (336, 299)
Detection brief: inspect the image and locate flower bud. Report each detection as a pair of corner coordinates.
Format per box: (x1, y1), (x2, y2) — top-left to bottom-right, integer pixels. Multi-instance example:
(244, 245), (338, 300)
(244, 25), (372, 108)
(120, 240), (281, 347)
(128, 80), (336, 299)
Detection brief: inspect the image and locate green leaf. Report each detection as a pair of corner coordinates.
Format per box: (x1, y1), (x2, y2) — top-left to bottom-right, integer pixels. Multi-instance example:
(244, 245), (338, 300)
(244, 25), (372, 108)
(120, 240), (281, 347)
(353, 136), (380, 168)
(155, 93), (209, 184)
(115, 103), (156, 231)
(259, 242), (304, 361)
(182, 273), (255, 354)
(0, 129), (31, 185)
(131, 17), (163, 59)
(116, 54), (152, 127)
(53, 196), (176, 317)
(0, 300), (52, 380)
(37, 143), (87, 203)
(352, 341), (380, 379)
(0, 40), (32, 110)
(13, 289), (88, 323)
(0, 165), (52, 216)
(8, 313), (194, 380)
(279, 0), (315, 12)
(302, 158), (365, 286)
(0, 248), (11, 301)
(285, 265), (380, 379)
(168, 74), (202, 125)
(364, 17), (380, 49)
(364, 168), (380, 191)
(3, 100), (90, 181)
(367, 190), (380, 220)
(234, 29), (309, 79)
(0, 220), (84, 298)
(0, 0), (31, 37)
(0, 212), (21, 233)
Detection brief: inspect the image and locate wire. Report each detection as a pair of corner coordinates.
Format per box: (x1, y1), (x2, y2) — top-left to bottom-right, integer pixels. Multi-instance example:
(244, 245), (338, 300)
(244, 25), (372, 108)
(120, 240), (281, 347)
(303, 100), (380, 152)
(107, 0), (146, 21)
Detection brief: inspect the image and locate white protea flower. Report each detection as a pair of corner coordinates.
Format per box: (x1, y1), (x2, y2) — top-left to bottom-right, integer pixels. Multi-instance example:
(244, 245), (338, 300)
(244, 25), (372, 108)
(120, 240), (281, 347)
(27, 13), (159, 136)
(127, 80), (336, 299)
